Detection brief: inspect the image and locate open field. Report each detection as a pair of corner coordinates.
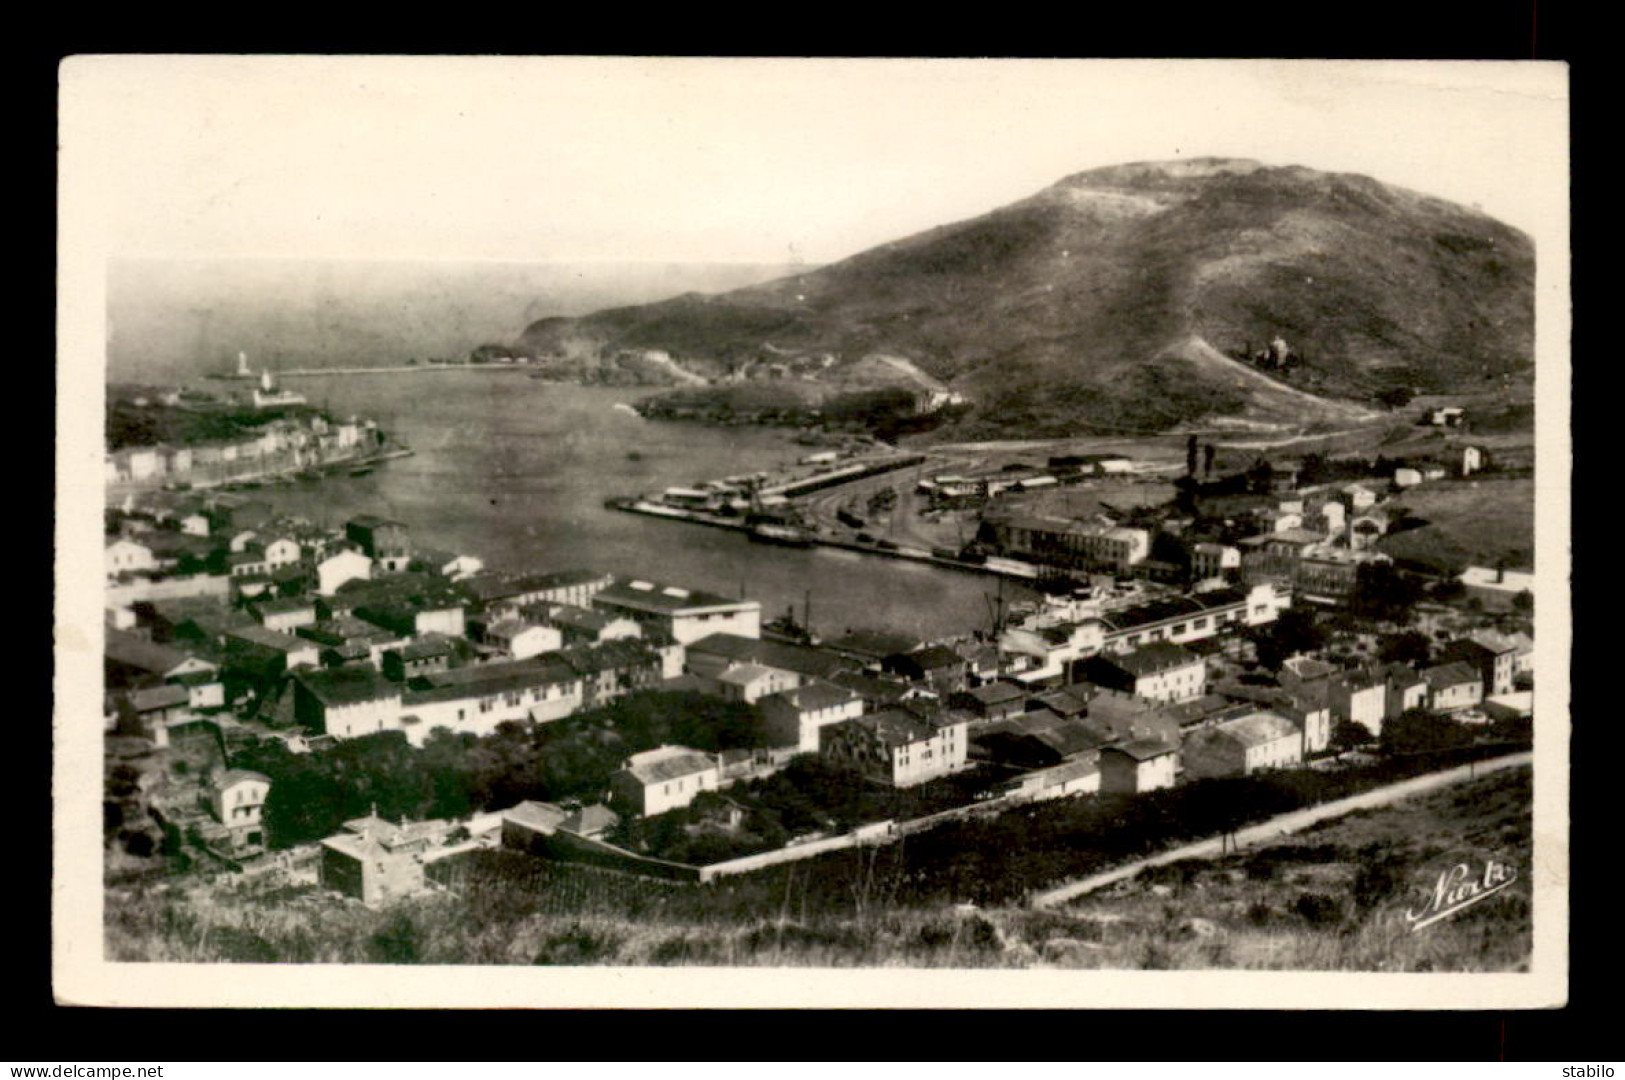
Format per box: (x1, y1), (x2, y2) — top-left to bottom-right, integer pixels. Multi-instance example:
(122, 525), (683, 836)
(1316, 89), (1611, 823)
(1383, 476), (1535, 571)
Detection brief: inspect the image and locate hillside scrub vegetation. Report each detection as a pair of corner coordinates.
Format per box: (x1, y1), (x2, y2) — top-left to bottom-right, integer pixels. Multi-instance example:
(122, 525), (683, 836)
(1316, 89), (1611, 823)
(105, 765), (1532, 970)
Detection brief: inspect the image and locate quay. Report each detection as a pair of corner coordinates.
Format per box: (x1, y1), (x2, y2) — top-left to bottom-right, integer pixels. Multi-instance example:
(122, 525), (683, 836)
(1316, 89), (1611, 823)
(606, 496), (1040, 582)
(106, 445), (414, 501)
(205, 364), (530, 380)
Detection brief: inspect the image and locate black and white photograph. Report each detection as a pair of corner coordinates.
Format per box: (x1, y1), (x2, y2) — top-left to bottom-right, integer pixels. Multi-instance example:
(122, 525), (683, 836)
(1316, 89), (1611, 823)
(55, 57), (1569, 1008)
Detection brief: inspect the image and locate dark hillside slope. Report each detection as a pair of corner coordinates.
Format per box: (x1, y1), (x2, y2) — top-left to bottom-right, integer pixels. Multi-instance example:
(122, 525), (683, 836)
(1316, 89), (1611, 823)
(516, 158), (1533, 436)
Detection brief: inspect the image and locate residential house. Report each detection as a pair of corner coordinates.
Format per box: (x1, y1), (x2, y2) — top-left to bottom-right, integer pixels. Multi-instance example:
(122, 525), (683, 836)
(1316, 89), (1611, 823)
(353, 591), (466, 641)
(1341, 483), (1379, 511)
(316, 549), (373, 596)
(208, 769), (271, 850)
(949, 681), (1029, 721)
(1080, 642), (1206, 704)
(883, 644), (970, 695)
(1189, 542), (1240, 582)
(400, 656), (583, 742)
(827, 670), (927, 713)
(345, 515), (413, 571)
(1383, 664), (1430, 721)
(293, 667), (405, 739)
(1182, 711), (1303, 780)
(533, 604), (642, 646)
(758, 681), (865, 752)
(479, 619), (563, 661)
(819, 707), (969, 788)
(560, 639), (683, 709)
(106, 537), (158, 578)
(953, 641), (1002, 686)
(1314, 500), (1347, 535)
(250, 536), (297, 570)
(1097, 739), (1178, 795)
(251, 596), (318, 633)
(381, 634), (460, 682)
(319, 815), (448, 906)
(116, 684), (192, 739)
(1422, 662), (1485, 713)
(1327, 669), (1388, 738)
(221, 625), (322, 675)
(104, 628), (218, 690)
(412, 547), (485, 581)
(296, 616), (406, 670)
(610, 745), (723, 816)
(709, 662), (799, 704)
(1439, 630), (1521, 696)
(999, 757), (1102, 802)
(1220, 682), (1333, 755)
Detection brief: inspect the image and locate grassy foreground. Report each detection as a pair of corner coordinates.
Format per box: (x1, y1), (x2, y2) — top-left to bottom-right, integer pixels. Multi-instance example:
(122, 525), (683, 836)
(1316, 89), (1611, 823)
(105, 765), (1531, 970)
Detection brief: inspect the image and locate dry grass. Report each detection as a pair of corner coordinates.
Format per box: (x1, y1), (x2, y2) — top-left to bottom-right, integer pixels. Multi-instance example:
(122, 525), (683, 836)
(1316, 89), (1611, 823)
(105, 766), (1531, 971)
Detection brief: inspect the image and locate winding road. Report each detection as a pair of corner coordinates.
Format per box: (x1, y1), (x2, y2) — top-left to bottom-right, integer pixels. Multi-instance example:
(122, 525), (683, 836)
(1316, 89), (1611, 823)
(1028, 750), (1533, 909)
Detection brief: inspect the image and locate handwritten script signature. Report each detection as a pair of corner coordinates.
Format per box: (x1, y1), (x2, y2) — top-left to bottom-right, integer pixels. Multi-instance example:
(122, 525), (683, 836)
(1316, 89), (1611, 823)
(1405, 856), (1519, 931)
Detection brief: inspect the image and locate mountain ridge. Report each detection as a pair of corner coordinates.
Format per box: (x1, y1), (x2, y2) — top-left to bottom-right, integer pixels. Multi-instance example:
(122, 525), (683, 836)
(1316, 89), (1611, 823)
(514, 158), (1533, 436)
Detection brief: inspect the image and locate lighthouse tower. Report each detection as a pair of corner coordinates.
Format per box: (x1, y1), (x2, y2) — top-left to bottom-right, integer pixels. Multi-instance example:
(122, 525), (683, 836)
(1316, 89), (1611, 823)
(237, 350), (252, 377)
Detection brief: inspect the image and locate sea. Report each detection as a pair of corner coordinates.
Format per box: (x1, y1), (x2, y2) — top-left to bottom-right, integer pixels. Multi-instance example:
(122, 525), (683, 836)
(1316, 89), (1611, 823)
(106, 258), (1028, 640)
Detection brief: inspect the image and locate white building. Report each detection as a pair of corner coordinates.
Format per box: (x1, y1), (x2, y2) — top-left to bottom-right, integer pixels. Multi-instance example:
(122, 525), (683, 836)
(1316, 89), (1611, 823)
(317, 549), (373, 595)
(758, 681), (865, 752)
(611, 746), (723, 817)
(106, 537), (157, 578)
(593, 577), (761, 645)
(1098, 739), (1178, 794)
(1182, 712), (1304, 779)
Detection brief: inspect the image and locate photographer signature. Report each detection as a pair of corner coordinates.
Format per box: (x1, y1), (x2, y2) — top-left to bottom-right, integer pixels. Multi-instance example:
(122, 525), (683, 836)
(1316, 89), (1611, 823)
(1405, 855), (1518, 931)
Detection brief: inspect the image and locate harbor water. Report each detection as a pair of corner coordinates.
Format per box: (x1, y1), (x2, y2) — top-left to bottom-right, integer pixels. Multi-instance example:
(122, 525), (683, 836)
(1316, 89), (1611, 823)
(263, 372), (1028, 640)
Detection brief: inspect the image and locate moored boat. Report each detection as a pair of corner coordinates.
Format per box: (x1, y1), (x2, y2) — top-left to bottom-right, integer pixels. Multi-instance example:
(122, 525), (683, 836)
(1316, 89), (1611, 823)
(748, 523), (817, 547)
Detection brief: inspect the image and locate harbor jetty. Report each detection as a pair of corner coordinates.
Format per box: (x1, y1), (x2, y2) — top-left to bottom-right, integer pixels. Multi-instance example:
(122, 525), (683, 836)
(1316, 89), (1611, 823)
(605, 447), (1043, 582)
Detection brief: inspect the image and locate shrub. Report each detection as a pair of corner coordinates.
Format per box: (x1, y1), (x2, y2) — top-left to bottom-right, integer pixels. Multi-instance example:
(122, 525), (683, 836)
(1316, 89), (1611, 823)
(532, 924), (622, 966)
(212, 927), (281, 963)
(368, 912), (422, 964)
(1292, 892), (1347, 925)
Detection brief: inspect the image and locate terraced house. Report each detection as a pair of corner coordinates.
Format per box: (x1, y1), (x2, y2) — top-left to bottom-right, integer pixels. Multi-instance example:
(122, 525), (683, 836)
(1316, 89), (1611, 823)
(1081, 642), (1207, 704)
(819, 706), (969, 787)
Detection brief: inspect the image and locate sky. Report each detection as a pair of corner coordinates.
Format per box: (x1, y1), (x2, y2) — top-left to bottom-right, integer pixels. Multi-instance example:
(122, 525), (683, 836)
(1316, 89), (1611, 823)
(60, 57), (1568, 266)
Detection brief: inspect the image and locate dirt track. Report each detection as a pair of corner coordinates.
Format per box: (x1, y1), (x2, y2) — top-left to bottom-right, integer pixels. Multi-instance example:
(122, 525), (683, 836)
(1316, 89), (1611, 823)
(1029, 751), (1533, 908)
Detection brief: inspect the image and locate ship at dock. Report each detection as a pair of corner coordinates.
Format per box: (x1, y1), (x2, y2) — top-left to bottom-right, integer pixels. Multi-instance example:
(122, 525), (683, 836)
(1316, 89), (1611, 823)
(747, 523), (817, 547)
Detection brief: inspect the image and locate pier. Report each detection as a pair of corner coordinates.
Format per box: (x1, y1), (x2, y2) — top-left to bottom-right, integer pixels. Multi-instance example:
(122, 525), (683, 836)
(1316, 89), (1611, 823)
(607, 497), (1039, 581)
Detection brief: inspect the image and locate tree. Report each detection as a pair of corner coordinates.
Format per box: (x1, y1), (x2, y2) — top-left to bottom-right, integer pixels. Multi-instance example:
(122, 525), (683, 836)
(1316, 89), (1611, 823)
(1377, 631), (1432, 667)
(1376, 386), (1416, 410)
(1186, 435), (1199, 478)
(1350, 563), (1424, 624)
(1512, 590), (1533, 615)
(1252, 609), (1327, 672)
(1330, 721), (1370, 754)
(1203, 443), (1216, 481)
(1381, 708), (1473, 755)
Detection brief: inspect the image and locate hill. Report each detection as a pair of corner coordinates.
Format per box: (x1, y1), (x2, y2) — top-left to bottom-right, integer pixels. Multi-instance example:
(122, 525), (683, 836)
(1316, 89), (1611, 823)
(104, 764), (1530, 971)
(514, 158), (1533, 438)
